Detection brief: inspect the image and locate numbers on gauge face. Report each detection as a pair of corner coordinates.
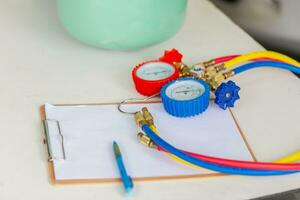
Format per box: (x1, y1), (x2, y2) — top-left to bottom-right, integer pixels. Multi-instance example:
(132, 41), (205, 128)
(165, 80), (205, 101)
(136, 62), (175, 81)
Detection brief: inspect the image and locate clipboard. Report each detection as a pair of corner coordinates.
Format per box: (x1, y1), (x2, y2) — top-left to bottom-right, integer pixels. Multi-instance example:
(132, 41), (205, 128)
(40, 101), (257, 185)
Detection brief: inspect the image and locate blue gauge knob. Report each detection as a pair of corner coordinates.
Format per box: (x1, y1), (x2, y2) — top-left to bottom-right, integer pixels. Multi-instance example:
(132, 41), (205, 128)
(161, 78), (210, 117)
(215, 80), (240, 110)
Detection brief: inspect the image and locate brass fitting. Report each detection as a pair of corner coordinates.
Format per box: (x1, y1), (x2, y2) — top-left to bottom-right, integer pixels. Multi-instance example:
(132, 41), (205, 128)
(189, 64), (205, 79)
(142, 107), (154, 126)
(134, 111), (147, 127)
(173, 62), (186, 71)
(202, 59), (215, 68)
(202, 63), (226, 79)
(174, 62), (191, 77)
(215, 63), (227, 73)
(203, 68), (218, 79)
(137, 132), (157, 149)
(223, 70), (235, 79)
(207, 70), (235, 91)
(207, 74), (224, 91)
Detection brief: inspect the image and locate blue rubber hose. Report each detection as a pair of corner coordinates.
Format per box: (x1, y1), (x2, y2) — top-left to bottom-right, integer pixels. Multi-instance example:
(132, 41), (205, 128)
(142, 125), (298, 176)
(233, 61), (300, 75)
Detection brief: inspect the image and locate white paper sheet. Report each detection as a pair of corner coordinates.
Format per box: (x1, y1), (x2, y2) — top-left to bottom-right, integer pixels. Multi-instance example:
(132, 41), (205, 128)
(45, 103), (253, 180)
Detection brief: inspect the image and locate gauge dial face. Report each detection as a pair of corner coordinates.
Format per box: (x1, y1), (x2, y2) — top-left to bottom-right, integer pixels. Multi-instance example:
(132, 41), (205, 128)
(165, 80), (205, 101)
(136, 62), (175, 81)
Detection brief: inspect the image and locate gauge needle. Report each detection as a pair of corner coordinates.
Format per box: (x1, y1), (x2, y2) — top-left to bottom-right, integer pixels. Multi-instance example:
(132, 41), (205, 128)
(145, 70), (169, 75)
(175, 89), (199, 94)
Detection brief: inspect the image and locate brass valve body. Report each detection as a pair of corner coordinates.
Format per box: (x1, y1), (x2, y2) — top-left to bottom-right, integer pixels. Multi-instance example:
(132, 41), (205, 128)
(137, 132), (157, 149)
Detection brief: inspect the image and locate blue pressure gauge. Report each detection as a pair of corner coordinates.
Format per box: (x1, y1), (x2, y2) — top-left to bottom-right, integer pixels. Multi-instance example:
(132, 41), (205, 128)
(161, 78), (210, 117)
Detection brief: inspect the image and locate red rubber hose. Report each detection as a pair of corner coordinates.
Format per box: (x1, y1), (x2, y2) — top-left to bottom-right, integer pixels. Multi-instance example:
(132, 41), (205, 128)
(157, 146), (300, 171)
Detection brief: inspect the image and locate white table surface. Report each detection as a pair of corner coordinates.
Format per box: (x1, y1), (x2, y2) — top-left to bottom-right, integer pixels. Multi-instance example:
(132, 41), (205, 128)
(0, 0), (299, 199)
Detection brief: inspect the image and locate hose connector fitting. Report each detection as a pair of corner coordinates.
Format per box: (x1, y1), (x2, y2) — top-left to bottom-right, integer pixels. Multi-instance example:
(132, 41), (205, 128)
(202, 59), (215, 68)
(142, 107), (154, 126)
(202, 63), (226, 79)
(134, 111), (147, 127)
(174, 62), (192, 77)
(137, 132), (157, 149)
(208, 70), (235, 91)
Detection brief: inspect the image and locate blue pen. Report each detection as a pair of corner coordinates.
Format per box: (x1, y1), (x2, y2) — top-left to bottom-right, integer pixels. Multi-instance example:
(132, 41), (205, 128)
(113, 141), (134, 195)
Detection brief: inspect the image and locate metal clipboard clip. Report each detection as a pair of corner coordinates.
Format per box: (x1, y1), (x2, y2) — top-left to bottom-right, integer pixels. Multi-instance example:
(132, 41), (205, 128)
(43, 119), (66, 162)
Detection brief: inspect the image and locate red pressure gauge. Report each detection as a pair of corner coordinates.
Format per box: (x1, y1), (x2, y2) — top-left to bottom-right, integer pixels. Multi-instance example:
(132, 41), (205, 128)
(132, 49), (182, 96)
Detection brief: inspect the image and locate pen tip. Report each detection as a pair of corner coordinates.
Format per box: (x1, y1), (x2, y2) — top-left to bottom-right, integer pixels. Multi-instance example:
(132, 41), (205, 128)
(113, 141), (120, 155)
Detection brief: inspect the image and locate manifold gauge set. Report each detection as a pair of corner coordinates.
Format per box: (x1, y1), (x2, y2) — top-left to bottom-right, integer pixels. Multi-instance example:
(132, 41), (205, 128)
(125, 49), (300, 176)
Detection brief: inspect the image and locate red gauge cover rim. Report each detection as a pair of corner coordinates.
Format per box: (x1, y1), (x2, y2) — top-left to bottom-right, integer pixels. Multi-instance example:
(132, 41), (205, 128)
(132, 60), (180, 96)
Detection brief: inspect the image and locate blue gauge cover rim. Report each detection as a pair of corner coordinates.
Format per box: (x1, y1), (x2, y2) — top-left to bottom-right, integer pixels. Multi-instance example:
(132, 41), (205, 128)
(161, 78), (210, 117)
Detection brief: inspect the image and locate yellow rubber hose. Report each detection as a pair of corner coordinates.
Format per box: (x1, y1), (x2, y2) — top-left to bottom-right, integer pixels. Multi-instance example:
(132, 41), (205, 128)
(224, 51), (300, 69)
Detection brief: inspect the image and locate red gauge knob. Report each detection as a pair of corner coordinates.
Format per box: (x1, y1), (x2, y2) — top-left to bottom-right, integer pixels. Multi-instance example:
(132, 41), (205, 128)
(132, 60), (180, 96)
(159, 48), (183, 64)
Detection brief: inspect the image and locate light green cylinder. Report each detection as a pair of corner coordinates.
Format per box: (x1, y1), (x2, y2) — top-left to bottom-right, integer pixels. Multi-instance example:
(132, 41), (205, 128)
(57, 0), (188, 50)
